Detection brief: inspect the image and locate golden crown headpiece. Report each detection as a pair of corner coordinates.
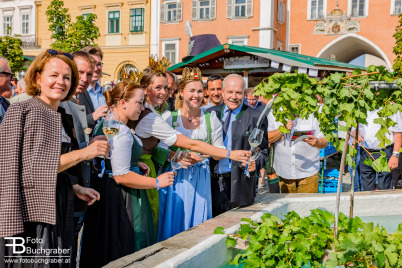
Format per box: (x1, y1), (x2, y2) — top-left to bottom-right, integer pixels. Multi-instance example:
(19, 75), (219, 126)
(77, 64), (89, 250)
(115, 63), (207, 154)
(148, 55), (170, 74)
(121, 66), (144, 86)
(182, 67), (202, 81)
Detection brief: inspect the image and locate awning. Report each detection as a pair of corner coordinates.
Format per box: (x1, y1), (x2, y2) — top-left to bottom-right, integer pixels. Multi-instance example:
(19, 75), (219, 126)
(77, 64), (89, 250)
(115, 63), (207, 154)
(168, 44), (362, 74)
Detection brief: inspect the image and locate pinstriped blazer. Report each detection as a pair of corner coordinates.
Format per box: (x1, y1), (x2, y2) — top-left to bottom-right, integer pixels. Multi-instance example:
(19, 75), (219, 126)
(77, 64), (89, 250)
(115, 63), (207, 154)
(0, 97), (62, 237)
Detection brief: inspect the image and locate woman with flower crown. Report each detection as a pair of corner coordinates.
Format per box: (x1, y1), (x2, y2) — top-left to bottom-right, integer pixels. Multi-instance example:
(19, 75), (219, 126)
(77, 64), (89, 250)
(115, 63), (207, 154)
(157, 67), (225, 241)
(80, 80), (175, 268)
(127, 57), (252, 238)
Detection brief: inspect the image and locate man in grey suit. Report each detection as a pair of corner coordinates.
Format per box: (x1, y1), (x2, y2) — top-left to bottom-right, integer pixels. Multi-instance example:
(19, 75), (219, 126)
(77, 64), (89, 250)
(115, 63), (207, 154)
(60, 51), (108, 266)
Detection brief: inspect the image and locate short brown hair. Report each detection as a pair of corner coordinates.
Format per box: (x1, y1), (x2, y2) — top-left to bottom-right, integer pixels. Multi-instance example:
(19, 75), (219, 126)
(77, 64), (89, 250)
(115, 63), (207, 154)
(105, 81), (143, 107)
(25, 50), (79, 102)
(72, 51), (96, 69)
(80, 46), (104, 60)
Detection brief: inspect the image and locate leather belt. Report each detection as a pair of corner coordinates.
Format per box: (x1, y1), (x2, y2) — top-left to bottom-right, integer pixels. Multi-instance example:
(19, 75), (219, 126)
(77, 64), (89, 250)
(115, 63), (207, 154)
(365, 144), (393, 153)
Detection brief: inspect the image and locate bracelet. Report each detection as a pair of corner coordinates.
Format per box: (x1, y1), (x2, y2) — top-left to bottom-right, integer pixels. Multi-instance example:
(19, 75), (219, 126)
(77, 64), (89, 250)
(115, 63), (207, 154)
(155, 177), (160, 190)
(226, 149), (231, 159)
(69, 150), (78, 166)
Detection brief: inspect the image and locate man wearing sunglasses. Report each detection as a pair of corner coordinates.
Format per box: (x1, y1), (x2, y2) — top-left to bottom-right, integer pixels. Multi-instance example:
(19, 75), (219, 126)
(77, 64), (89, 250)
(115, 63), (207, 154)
(0, 57), (12, 124)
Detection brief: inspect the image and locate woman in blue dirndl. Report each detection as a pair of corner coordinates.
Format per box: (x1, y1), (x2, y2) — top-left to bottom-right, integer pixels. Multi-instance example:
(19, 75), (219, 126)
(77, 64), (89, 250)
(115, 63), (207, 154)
(158, 67), (225, 241)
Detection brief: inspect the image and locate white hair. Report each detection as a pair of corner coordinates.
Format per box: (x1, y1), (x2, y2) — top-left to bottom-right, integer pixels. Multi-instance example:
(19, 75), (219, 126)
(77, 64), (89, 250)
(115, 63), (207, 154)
(223, 74), (246, 92)
(0, 56), (10, 72)
(17, 79), (27, 90)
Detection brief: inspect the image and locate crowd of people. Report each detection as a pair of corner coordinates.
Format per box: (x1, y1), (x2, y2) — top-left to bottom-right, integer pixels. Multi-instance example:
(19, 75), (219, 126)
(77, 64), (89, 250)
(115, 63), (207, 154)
(0, 46), (401, 267)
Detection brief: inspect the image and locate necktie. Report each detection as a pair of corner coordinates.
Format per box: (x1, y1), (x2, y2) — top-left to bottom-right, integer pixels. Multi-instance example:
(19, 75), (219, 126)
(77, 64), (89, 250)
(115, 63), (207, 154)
(0, 99), (4, 124)
(222, 109), (232, 139)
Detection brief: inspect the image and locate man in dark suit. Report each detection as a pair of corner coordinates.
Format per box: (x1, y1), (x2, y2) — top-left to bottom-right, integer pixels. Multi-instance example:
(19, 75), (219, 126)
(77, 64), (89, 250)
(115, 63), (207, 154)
(0, 57), (12, 124)
(79, 46), (108, 128)
(207, 74), (269, 216)
(60, 51), (109, 267)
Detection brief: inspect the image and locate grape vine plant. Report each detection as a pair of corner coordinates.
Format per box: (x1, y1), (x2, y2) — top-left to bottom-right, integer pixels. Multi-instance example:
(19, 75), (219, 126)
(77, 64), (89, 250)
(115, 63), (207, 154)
(215, 209), (402, 268)
(254, 65), (402, 172)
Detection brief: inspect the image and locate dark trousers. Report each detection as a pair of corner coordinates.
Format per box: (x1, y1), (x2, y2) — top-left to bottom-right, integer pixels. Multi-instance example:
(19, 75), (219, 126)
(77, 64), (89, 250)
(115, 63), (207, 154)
(359, 145), (393, 191)
(211, 173), (232, 217)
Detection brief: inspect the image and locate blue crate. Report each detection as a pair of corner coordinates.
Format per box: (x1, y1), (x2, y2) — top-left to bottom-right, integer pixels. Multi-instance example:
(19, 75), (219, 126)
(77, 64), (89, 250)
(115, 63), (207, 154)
(319, 178), (342, 194)
(320, 142), (336, 157)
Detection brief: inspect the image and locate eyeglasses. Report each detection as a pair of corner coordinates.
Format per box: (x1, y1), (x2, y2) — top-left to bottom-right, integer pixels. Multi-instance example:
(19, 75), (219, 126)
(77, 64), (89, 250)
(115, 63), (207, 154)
(0, 71), (13, 77)
(47, 49), (74, 60)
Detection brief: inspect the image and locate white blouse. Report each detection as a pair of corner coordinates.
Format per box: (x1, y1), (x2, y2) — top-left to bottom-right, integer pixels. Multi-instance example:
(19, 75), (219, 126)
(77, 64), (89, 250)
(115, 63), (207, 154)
(110, 124), (143, 176)
(134, 103), (178, 147)
(159, 109), (226, 150)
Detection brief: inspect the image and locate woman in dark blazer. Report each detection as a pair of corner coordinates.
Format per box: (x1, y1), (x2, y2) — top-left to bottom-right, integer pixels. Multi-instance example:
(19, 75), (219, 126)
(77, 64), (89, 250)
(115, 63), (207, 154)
(0, 50), (109, 267)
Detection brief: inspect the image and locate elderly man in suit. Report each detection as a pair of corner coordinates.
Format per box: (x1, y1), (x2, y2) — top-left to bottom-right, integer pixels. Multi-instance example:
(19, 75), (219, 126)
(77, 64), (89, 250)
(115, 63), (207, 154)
(0, 57), (12, 124)
(78, 46), (108, 128)
(207, 74), (269, 216)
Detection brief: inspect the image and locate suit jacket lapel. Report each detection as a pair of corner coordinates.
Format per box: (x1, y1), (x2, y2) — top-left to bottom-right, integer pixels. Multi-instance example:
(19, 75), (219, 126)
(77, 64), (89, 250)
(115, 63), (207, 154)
(80, 90), (95, 113)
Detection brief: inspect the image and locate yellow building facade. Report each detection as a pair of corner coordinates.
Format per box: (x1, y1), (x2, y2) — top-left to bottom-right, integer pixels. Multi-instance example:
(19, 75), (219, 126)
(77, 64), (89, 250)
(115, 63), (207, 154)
(34, 0), (151, 83)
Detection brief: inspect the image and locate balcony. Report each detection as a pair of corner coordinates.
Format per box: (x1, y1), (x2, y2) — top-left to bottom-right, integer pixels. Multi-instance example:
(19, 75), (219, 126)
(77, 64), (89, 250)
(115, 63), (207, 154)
(22, 41), (40, 49)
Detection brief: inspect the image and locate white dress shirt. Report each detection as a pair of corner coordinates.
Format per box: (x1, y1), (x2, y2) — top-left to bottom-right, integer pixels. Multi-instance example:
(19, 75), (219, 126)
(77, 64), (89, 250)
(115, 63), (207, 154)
(159, 109), (226, 150)
(359, 109), (402, 150)
(268, 112), (324, 180)
(134, 103), (178, 147)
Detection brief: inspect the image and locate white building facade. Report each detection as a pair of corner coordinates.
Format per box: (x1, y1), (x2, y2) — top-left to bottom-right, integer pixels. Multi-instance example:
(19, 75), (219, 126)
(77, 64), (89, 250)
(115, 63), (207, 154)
(0, 0), (37, 48)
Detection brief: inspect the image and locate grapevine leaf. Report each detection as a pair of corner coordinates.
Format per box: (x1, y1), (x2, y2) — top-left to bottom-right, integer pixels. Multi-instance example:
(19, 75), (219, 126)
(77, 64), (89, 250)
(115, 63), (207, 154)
(225, 236), (237, 248)
(214, 227), (225, 234)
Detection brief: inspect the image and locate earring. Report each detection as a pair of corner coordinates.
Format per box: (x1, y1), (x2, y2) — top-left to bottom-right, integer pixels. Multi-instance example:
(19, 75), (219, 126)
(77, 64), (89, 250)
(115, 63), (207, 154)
(123, 106), (126, 109)
(37, 87), (41, 95)
(179, 95), (183, 100)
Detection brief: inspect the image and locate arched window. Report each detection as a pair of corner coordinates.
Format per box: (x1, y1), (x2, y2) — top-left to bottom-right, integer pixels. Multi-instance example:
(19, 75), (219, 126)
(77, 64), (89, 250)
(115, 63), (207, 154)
(118, 64), (138, 81)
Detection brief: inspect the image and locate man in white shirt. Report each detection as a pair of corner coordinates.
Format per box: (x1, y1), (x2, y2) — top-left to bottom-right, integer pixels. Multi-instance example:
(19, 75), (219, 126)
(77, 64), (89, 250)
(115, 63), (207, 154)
(358, 110), (402, 190)
(268, 114), (327, 193)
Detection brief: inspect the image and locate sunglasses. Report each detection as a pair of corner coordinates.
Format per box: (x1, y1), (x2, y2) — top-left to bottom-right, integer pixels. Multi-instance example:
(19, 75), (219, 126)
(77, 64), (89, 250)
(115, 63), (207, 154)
(47, 49), (74, 60)
(0, 71), (13, 77)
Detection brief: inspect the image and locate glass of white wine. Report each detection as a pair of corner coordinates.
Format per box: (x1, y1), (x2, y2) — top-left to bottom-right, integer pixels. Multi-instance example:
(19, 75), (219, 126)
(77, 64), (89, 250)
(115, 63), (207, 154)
(248, 128), (264, 161)
(102, 110), (120, 159)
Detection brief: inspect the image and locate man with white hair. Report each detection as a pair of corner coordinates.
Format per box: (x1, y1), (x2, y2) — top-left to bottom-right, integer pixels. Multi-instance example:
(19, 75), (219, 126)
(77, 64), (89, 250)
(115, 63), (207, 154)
(10, 79), (32, 104)
(207, 74), (269, 216)
(0, 57), (12, 123)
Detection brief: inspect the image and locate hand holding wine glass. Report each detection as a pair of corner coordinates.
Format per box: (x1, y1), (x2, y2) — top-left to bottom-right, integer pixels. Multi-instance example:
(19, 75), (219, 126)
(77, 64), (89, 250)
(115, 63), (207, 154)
(101, 110), (120, 159)
(171, 149), (189, 176)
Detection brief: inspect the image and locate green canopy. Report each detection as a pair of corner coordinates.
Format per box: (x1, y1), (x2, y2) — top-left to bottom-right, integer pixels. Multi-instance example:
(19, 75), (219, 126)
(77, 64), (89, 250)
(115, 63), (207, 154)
(168, 43), (362, 74)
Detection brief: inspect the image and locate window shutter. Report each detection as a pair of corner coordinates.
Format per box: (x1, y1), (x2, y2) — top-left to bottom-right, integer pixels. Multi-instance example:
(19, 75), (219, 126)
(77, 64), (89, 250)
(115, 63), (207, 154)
(160, 3), (166, 23)
(192, 1), (198, 20)
(211, 0), (216, 19)
(246, 0), (253, 17)
(177, 2), (183, 21)
(227, 0), (233, 18)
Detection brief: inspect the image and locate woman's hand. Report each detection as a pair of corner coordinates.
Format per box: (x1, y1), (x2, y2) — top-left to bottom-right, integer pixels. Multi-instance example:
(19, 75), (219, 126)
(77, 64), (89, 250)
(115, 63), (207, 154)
(84, 136), (110, 159)
(188, 152), (204, 165)
(242, 160), (256, 172)
(73, 184), (100, 206)
(229, 150), (252, 163)
(138, 162), (150, 176)
(157, 171), (175, 188)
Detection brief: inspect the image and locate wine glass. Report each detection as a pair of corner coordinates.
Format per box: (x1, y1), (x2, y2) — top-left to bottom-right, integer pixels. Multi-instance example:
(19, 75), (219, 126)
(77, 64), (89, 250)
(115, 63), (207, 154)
(171, 149), (189, 176)
(248, 128), (264, 161)
(100, 110), (120, 160)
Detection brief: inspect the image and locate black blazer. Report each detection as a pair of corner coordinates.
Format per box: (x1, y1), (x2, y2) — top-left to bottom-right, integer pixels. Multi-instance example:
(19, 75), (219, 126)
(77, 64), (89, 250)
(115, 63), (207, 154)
(207, 103), (269, 207)
(78, 90), (96, 128)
